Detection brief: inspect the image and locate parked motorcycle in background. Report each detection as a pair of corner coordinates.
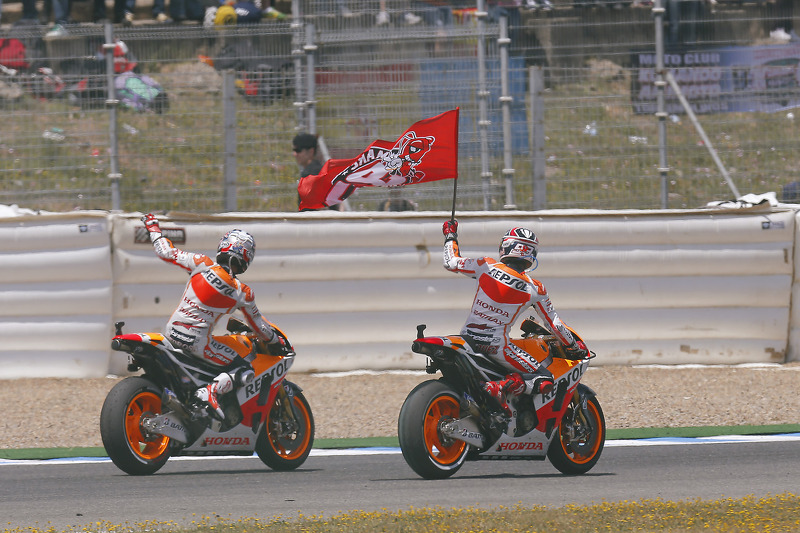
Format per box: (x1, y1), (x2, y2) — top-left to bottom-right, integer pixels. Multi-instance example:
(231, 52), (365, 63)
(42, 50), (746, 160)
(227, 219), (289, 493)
(100, 317), (314, 475)
(398, 318), (604, 479)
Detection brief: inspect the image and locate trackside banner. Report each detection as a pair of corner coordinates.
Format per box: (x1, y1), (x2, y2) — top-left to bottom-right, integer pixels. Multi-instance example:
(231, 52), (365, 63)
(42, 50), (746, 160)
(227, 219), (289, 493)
(631, 42), (800, 115)
(297, 108), (459, 211)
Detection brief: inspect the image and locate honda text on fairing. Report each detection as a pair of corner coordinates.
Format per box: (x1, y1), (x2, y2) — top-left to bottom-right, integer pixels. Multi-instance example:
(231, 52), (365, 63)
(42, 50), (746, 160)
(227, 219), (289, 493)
(397, 318), (604, 480)
(100, 318), (314, 475)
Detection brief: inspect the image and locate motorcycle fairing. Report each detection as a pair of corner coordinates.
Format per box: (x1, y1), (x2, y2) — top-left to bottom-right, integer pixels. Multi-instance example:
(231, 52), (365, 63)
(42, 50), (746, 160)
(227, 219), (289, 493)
(113, 332), (220, 387)
(483, 430), (550, 458)
(414, 335), (507, 382)
(179, 423), (259, 455)
(236, 353), (296, 429)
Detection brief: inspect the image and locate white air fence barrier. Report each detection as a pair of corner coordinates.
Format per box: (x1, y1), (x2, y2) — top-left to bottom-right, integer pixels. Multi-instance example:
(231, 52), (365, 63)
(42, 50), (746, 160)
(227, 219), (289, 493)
(0, 208), (797, 378)
(0, 212), (112, 378)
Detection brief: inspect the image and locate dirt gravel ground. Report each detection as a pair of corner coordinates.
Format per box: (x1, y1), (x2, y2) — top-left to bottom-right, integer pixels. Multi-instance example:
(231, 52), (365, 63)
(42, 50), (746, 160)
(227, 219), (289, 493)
(2, 363), (799, 449)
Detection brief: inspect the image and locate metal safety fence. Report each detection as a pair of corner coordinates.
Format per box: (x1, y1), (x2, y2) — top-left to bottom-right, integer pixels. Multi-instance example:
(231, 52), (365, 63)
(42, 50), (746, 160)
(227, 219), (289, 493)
(0, 0), (797, 213)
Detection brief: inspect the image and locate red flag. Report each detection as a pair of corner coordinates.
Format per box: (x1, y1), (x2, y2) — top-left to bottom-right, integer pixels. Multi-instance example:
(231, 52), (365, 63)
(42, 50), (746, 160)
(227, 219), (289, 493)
(298, 108), (459, 211)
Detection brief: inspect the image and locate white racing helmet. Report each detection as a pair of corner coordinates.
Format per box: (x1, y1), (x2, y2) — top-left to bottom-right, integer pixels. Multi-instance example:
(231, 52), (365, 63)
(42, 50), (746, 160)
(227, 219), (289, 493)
(499, 227), (539, 270)
(216, 229), (256, 274)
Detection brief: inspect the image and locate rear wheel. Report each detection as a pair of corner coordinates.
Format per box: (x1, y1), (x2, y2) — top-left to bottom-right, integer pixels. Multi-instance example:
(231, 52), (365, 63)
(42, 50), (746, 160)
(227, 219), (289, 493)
(100, 376), (171, 475)
(547, 384), (605, 475)
(255, 384), (314, 471)
(398, 380), (469, 479)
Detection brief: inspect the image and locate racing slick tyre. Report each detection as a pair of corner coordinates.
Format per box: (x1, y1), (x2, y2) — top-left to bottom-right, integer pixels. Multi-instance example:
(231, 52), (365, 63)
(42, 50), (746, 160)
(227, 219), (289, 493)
(398, 379), (469, 480)
(100, 376), (171, 476)
(547, 383), (605, 475)
(255, 383), (314, 471)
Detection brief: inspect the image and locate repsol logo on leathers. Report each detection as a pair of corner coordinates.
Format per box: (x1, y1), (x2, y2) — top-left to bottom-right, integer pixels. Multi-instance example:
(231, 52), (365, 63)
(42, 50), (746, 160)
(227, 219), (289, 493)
(489, 268), (528, 291)
(202, 269), (236, 297)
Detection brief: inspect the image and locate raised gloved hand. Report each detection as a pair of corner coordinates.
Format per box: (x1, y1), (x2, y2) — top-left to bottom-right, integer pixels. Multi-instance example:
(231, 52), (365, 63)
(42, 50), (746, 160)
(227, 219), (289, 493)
(564, 339), (589, 360)
(442, 219), (458, 241)
(141, 213), (162, 242)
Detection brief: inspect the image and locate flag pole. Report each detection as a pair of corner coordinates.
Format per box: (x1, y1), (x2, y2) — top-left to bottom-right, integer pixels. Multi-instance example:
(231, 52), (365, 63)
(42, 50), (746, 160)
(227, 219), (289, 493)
(451, 107), (459, 223)
(450, 177), (457, 222)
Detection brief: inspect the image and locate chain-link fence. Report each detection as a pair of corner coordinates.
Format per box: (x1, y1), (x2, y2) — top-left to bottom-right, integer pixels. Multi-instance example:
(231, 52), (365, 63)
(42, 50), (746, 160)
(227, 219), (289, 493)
(0, 0), (798, 213)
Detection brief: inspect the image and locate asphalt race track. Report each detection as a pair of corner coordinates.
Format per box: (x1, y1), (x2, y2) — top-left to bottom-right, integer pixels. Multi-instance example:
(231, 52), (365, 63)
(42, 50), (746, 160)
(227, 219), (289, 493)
(2, 437), (800, 531)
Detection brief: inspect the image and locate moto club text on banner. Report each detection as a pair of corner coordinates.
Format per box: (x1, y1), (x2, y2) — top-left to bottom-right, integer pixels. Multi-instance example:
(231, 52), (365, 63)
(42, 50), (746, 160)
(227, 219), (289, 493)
(298, 108), (459, 211)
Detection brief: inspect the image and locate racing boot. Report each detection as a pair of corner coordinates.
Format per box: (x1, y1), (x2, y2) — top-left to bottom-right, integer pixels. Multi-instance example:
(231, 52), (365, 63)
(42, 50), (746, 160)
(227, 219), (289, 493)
(483, 379), (514, 418)
(195, 372), (234, 420)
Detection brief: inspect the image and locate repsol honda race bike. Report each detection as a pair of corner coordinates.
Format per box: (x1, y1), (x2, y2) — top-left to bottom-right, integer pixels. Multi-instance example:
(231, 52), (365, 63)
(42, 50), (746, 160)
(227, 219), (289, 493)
(100, 318), (314, 475)
(398, 318), (604, 480)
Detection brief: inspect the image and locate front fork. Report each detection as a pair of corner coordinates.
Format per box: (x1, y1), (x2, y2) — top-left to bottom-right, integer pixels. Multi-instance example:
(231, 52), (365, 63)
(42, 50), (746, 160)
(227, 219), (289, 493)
(563, 385), (597, 448)
(272, 381), (302, 435)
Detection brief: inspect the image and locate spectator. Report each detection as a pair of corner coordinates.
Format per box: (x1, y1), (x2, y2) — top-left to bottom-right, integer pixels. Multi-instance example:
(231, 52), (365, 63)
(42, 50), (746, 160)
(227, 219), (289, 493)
(293, 132), (323, 179)
(43, 0), (71, 38)
(117, 0), (171, 25)
(666, 0), (713, 46)
(765, 0), (797, 42)
(37, 0), (109, 31)
(782, 181), (800, 203)
(336, 0), (353, 17)
(294, 132), (343, 211)
(89, 0), (114, 23)
(169, 0), (210, 22)
(412, 0), (452, 28)
(488, 1), (523, 42)
(523, 0), (552, 10)
(378, 189), (418, 212)
(14, 0), (41, 25)
(376, 0), (421, 26)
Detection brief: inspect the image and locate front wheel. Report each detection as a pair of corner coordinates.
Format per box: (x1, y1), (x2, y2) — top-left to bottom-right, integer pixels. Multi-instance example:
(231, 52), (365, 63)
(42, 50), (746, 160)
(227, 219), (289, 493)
(547, 384), (605, 475)
(398, 380), (469, 480)
(255, 383), (314, 471)
(100, 376), (171, 475)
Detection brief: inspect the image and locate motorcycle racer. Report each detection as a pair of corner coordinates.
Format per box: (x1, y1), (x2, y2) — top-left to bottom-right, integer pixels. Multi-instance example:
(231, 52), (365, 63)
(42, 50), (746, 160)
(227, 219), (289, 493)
(442, 219), (588, 416)
(141, 213), (286, 420)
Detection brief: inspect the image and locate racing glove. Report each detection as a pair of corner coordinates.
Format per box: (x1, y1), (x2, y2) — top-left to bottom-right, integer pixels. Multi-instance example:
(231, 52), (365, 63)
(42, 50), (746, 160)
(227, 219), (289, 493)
(141, 213), (162, 242)
(442, 219), (458, 242)
(501, 373), (526, 396)
(564, 339), (589, 360)
(267, 334), (290, 356)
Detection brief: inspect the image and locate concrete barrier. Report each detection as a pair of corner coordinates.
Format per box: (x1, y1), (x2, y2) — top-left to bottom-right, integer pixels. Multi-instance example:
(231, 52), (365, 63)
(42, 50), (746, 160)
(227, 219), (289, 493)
(0, 207), (795, 377)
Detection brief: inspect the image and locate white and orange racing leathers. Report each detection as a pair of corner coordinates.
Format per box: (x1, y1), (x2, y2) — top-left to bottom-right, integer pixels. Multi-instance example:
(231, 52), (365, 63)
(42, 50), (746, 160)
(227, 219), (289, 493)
(149, 236), (278, 367)
(443, 238), (578, 375)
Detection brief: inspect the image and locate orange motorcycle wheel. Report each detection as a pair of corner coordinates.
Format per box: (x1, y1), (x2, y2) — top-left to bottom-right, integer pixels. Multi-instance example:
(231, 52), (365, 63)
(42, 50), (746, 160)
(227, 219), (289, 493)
(255, 383), (314, 471)
(398, 379), (469, 479)
(547, 383), (605, 475)
(100, 376), (171, 476)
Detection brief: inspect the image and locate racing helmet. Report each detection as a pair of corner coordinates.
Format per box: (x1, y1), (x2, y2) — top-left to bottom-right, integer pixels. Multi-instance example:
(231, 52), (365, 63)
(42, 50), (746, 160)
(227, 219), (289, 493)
(499, 227), (538, 270)
(216, 229), (256, 275)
